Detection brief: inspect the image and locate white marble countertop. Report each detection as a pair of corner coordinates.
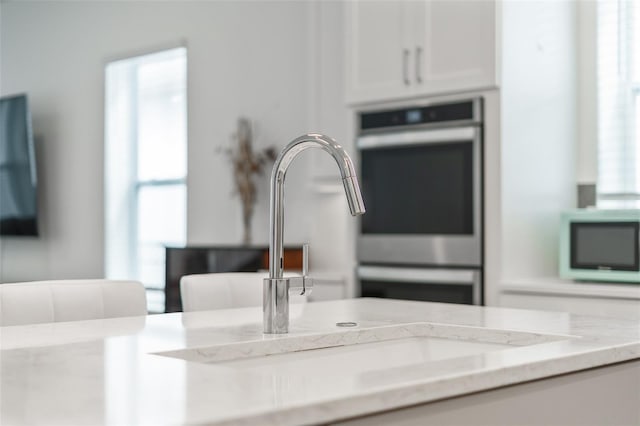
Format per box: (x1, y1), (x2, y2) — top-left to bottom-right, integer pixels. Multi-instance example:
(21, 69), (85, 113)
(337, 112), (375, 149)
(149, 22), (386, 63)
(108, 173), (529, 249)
(2, 298), (639, 425)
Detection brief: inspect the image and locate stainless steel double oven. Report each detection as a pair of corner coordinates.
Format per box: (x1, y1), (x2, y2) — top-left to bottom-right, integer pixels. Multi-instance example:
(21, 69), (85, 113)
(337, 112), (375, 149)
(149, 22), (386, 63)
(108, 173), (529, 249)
(357, 98), (483, 305)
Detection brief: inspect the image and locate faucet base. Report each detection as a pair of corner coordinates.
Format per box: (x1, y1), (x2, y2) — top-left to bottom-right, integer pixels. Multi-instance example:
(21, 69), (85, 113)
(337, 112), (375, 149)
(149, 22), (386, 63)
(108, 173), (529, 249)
(263, 278), (290, 334)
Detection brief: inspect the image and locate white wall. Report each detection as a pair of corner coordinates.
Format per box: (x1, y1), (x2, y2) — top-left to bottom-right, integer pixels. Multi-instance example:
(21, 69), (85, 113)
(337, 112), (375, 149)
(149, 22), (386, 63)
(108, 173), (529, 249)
(0, 1), (340, 282)
(576, 0), (598, 185)
(306, 1), (357, 293)
(499, 0), (577, 282)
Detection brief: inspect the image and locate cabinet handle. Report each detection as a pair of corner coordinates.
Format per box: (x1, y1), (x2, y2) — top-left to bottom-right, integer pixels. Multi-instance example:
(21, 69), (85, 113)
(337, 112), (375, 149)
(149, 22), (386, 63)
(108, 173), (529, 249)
(415, 46), (423, 83)
(403, 48), (410, 85)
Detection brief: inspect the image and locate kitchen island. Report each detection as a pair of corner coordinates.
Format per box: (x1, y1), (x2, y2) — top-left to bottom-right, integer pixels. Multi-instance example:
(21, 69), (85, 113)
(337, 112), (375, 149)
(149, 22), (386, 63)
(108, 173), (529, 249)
(1, 298), (639, 425)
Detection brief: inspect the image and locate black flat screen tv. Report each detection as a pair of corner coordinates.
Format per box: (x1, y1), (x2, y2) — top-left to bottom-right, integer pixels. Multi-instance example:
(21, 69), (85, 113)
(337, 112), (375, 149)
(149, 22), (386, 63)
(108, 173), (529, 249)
(0, 93), (38, 236)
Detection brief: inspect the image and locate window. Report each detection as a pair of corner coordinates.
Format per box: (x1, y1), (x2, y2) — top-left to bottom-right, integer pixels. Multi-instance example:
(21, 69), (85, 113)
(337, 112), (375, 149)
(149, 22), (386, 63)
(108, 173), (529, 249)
(105, 47), (187, 312)
(597, 0), (640, 208)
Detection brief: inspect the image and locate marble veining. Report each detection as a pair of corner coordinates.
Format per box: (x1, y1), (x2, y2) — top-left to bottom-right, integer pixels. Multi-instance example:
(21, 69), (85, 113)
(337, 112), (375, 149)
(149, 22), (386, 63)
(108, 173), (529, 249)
(1, 298), (639, 426)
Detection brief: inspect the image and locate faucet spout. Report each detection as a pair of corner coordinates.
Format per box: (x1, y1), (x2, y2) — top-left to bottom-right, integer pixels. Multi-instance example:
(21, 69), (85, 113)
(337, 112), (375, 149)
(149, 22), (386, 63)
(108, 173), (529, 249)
(268, 134), (365, 280)
(263, 134), (365, 334)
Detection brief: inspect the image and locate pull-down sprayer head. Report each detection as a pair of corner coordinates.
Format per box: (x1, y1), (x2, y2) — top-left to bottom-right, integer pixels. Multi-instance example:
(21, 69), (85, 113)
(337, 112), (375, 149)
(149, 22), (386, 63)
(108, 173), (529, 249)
(342, 175), (366, 216)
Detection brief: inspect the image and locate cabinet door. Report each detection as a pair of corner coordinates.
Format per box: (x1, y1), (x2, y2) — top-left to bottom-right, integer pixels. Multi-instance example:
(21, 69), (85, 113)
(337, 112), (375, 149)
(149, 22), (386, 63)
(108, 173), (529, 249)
(414, 0), (497, 95)
(345, 1), (412, 104)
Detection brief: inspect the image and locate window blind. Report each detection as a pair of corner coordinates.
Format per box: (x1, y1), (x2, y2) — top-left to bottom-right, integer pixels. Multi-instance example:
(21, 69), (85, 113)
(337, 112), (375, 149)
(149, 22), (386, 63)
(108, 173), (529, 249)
(597, 0), (640, 208)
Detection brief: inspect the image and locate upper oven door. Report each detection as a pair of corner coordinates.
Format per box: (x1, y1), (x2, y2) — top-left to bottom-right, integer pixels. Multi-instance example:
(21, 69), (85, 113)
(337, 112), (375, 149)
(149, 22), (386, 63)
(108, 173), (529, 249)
(357, 126), (482, 266)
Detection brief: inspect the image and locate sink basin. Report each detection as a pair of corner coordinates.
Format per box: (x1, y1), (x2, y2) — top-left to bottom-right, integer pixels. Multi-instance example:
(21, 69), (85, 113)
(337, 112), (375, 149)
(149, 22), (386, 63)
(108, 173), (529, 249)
(218, 336), (513, 376)
(155, 322), (571, 375)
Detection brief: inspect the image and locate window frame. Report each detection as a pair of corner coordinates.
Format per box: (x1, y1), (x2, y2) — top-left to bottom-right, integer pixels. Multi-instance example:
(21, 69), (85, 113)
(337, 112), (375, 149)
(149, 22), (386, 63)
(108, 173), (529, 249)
(104, 46), (187, 312)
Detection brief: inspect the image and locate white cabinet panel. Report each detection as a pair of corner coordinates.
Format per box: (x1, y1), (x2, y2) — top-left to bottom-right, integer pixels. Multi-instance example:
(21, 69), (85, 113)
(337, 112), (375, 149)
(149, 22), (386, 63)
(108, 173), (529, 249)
(346, 0), (497, 104)
(419, 0), (496, 93)
(309, 282), (345, 302)
(345, 1), (411, 102)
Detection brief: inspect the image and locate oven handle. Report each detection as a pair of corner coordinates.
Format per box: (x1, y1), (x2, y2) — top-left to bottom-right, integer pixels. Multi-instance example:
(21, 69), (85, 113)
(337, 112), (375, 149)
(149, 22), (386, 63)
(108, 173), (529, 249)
(357, 126), (477, 150)
(357, 266), (476, 285)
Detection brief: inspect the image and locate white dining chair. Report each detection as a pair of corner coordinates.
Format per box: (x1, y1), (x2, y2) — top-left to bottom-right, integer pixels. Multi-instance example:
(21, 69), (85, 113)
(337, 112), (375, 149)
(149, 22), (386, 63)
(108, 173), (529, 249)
(0, 279), (147, 326)
(180, 272), (307, 312)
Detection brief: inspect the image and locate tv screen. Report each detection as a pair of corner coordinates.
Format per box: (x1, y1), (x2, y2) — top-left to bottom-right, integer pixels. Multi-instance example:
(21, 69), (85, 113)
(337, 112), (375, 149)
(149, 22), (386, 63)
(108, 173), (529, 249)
(0, 94), (38, 236)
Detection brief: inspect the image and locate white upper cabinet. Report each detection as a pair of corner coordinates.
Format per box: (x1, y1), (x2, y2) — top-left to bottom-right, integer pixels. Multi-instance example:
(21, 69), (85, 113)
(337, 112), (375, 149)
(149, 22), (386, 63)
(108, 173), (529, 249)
(346, 0), (497, 104)
(345, 1), (412, 102)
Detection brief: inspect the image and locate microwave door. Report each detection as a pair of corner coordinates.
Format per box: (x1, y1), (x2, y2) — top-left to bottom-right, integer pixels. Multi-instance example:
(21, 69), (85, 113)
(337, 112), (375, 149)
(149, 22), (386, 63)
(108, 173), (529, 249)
(571, 222), (639, 271)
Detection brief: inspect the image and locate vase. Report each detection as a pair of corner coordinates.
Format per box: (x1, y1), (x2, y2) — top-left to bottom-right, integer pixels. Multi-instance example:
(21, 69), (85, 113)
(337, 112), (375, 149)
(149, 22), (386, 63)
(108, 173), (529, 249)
(241, 199), (253, 246)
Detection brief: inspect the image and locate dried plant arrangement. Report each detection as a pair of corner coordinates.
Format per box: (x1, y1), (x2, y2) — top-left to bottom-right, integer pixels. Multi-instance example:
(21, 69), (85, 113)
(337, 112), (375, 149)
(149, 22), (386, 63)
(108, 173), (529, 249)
(221, 117), (277, 245)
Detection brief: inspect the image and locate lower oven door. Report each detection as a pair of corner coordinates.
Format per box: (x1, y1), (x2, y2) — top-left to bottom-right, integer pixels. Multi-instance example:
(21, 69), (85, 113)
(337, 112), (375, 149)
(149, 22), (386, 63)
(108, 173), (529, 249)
(358, 265), (482, 305)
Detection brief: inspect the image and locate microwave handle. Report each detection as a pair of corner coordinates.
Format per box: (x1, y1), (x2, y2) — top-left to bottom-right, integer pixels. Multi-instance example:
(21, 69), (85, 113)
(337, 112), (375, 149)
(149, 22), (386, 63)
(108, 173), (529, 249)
(357, 266), (476, 285)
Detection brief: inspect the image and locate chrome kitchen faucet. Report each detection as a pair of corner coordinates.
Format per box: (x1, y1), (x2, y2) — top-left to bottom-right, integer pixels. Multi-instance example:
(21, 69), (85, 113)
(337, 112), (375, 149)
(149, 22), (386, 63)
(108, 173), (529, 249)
(263, 134), (365, 334)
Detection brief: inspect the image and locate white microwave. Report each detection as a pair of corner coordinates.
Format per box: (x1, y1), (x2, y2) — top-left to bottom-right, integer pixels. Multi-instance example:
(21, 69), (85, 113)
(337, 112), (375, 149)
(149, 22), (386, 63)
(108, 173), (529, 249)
(559, 209), (640, 283)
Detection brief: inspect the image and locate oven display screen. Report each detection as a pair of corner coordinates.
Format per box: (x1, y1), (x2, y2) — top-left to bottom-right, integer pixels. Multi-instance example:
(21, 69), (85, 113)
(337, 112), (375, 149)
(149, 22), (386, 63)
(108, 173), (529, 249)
(570, 222), (639, 271)
(406, 109), (422, 124)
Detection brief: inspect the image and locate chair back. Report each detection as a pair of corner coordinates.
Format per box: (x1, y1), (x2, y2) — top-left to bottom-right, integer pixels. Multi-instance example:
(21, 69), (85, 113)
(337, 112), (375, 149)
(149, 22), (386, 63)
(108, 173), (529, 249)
(0, 279), (147, 326)
(180, 272), (306, 312)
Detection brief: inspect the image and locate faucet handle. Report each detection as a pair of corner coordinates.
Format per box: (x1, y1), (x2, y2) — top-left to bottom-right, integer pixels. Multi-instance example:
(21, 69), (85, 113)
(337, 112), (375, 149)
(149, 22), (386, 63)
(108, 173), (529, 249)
(289, 243), (313, 296)
(291, 276), (313, 296)
(288, 276), (313, 296)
